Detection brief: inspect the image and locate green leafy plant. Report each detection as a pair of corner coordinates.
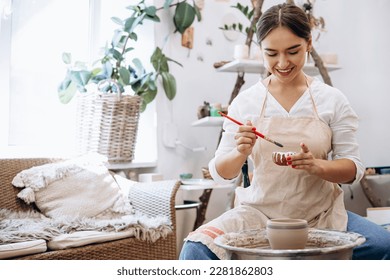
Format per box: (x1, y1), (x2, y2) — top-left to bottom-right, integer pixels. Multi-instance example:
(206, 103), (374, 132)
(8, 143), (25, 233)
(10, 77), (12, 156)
(219, 3), (258, 46)
(58, 0), (201, 112)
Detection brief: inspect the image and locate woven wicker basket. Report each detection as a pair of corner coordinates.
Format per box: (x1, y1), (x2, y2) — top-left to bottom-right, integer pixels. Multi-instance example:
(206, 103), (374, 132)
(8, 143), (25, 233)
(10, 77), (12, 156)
(76, 89), (142, 163)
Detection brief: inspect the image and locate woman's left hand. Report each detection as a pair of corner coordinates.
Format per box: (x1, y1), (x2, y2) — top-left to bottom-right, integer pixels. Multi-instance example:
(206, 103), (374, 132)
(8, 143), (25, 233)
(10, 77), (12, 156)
(286, 142), (323, 176)
(287, 142), (357, 183)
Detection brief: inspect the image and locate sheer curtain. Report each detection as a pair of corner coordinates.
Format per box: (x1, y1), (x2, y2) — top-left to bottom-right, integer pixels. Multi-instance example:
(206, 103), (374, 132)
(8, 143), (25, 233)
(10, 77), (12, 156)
(1, 0), (157, 163)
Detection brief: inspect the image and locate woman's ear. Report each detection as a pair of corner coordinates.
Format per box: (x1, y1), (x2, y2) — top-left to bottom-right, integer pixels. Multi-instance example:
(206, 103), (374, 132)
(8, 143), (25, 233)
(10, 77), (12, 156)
(307, 37), (312, 53)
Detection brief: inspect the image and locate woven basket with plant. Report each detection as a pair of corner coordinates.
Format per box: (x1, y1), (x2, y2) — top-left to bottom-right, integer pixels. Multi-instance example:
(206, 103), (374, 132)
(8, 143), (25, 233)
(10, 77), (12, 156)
(57, 1), (202, 162)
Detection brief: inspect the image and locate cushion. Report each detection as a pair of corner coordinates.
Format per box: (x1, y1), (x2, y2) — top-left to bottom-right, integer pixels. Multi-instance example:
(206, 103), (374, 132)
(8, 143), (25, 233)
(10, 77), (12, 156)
(47, 230), (133, 250)
(0, 239), (47, 259)
(12, 153), (133, 219)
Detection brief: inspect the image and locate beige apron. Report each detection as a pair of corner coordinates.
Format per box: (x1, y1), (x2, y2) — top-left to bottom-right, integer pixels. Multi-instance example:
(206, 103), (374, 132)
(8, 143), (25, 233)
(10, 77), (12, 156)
(185, 81), (347, 260)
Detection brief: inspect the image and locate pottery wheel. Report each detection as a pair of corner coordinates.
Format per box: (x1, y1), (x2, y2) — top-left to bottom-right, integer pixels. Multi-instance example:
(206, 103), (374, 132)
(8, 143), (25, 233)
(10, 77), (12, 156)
(214, 228), (365, 260)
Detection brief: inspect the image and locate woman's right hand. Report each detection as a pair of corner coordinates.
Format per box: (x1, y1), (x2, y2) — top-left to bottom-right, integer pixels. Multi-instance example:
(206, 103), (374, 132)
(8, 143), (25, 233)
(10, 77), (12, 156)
(234, 120), (257, 156)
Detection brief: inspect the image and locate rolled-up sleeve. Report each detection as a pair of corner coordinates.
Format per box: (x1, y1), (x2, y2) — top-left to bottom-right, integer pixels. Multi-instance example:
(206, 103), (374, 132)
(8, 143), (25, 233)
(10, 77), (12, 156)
(329, 93), (364, 184)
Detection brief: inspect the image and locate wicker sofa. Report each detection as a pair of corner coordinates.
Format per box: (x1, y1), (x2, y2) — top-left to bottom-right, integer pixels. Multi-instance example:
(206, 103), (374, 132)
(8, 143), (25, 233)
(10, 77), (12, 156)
(0, 158), (180, 260)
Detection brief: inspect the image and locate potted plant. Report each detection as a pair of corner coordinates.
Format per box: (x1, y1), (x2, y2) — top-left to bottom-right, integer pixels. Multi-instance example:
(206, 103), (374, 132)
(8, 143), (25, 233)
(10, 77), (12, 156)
(58, 0), (201, 112)
(57, 0), (201, 162)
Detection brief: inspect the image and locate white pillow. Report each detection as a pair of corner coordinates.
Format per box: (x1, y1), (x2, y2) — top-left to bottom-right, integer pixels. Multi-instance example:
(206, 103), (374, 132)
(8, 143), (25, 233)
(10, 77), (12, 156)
(13, 154), (133, 219)
(47, 230), (133, 250)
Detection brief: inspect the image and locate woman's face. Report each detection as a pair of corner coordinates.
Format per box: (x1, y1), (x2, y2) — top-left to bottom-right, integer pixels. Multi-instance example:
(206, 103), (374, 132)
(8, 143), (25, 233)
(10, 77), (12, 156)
(261, 26), (311, 84)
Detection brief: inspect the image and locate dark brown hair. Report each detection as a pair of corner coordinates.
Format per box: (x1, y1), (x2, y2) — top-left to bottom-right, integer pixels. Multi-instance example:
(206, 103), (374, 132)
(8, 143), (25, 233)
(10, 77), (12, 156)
(256, 3), (311, 44)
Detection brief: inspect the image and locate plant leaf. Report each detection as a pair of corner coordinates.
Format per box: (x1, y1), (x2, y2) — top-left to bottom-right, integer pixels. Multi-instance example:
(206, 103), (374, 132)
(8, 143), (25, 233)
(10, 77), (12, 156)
(111, 30), (126, 48)
(166, 56), (183, 67)
(102, 61), (113, 79)
(145, 14), (160, 22)
(193, 1), (202, 21)
(111, 17), (123, 26)
(124, 47), (134, 54)
(173, 2), (195, 34)
(140, 99), (147, 113)
(140, 88), (158, 105)
(129, 32), (138, 41)
(62, 52), (72, 64)
(243, 6), (248, 16)
(151, 47), (171, 73)
(248, 9), (254, 20)
(58, 80), (77, 104)
(161, 72), (176, 100)
(70, 70), (92, 87)
(163, 0), (174, 10)
(124, 13), (145, 34)
(119, 66), (130, 85)
(150, 47), (162, 70)
(132, 58), (145, 74)
(144, 6), (157, 17)
(124, 17), (136, 33)
(108, 48), (123, 62)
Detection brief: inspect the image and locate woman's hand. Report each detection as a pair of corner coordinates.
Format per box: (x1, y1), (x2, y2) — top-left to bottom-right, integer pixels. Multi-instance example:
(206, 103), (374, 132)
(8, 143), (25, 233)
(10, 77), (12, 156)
(234, 120), (257, 156)
(286, 142), (323, 176)
(215, 120), (257, 180)
(286, 142), (357, 183)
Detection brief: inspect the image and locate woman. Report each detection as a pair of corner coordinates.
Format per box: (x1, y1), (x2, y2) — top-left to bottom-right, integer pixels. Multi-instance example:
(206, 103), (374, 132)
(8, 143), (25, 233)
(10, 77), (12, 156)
(179, 3), (390, 260)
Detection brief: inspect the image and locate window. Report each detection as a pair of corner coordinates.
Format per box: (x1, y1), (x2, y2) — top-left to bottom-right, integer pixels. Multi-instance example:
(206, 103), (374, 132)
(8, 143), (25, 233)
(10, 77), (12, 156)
(0, 0), (157, 164)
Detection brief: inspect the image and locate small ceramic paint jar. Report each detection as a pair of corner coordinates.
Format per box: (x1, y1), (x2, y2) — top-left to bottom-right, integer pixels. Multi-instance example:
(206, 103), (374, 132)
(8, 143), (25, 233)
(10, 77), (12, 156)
(266, 218), (308, 250)
(272, 151), (296, 166)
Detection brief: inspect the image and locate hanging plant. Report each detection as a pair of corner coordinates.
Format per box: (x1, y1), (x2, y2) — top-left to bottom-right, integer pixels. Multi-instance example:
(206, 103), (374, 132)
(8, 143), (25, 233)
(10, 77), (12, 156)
(219, 3), (258, 46)
(173, 1), (201, 34)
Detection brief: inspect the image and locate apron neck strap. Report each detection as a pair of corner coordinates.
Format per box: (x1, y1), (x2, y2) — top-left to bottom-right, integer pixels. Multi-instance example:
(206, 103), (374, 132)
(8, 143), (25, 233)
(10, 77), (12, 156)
(259, 75), (320, 120)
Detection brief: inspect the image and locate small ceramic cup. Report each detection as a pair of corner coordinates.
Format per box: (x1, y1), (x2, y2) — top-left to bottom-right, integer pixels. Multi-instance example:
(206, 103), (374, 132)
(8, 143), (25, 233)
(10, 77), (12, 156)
(266, 218), (308, 250)
(272, 151), (296, 166)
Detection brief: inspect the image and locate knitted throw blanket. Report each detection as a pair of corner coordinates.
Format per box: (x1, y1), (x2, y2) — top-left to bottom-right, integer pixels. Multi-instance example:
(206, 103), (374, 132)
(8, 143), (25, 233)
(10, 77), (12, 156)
(0, 209), (172, 245)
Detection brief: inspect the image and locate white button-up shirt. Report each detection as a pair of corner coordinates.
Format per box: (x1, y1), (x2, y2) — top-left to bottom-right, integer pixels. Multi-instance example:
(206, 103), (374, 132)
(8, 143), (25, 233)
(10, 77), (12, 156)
(209, 77), (364, 185)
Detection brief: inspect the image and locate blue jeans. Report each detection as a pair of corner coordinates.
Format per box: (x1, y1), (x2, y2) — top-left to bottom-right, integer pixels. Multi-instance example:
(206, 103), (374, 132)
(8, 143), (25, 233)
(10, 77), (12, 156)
(347, 211), (390, 259)
(179, 211), (390, 260)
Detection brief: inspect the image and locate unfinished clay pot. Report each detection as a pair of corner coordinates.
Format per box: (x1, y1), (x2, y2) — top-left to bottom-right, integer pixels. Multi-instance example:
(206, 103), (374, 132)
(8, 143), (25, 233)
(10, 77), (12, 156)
(266, 218), (308, 250)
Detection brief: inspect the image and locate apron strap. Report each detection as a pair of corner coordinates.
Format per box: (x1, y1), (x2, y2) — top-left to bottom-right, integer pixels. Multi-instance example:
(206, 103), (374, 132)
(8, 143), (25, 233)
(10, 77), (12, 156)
(261, 75), (321, 120)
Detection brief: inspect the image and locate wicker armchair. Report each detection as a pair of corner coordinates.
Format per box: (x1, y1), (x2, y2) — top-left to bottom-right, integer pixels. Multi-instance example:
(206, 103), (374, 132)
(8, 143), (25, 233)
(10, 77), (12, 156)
(0, 158), (180, 260)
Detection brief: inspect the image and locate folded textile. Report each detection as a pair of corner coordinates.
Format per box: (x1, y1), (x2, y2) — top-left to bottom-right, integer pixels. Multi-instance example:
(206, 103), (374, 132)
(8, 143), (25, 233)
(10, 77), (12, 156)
(0, 209), (172, 245)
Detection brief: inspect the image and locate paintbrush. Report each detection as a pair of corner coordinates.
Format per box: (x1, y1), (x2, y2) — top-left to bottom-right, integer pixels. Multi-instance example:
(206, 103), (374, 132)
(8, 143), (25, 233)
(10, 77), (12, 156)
(218, 111), (284, 148)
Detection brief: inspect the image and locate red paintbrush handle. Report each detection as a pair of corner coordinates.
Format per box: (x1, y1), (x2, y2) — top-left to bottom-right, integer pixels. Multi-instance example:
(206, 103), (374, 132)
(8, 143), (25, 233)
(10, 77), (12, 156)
(218, 111), (264, 137)
(218, 111), (243, 126)
(218, 111), (283, 147)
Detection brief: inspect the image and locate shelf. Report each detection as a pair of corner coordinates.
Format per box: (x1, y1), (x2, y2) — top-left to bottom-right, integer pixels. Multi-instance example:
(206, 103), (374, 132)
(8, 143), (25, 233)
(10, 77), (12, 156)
(191, 116), (224, 127)
(216, 59), (341, 76)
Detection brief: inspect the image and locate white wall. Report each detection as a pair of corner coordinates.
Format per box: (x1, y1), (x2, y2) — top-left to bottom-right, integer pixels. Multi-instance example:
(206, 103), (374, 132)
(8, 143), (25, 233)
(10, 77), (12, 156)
(151, 0), (390, 181)
(311, 0), (390, 167)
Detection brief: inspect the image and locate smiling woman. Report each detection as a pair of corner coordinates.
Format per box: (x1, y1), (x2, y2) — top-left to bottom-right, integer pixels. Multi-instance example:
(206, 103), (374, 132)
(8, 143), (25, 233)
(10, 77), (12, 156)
(0, 0), (157, 164)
